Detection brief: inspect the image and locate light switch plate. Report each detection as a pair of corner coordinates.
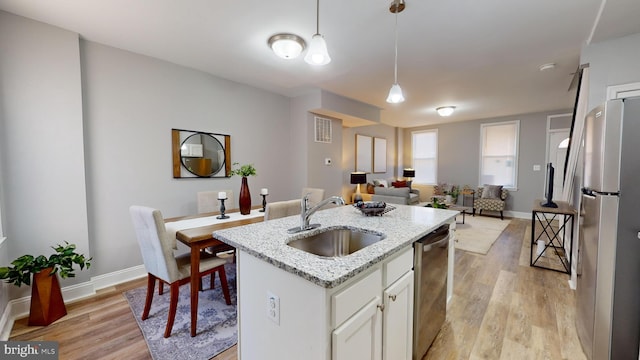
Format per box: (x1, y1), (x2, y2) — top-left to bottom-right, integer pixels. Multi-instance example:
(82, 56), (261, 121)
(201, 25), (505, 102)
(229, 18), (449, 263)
(533, 164), (541, 171)
(324, 158), (332, 166)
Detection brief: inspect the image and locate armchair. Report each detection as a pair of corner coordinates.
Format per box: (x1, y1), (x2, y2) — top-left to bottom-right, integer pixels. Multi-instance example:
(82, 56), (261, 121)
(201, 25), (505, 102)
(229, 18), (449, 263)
(474, 186), (509, 220)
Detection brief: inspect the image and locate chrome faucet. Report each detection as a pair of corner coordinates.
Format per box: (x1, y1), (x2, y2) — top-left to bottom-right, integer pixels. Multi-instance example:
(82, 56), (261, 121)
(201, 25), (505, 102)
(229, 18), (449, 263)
(288, 194), (345, 233)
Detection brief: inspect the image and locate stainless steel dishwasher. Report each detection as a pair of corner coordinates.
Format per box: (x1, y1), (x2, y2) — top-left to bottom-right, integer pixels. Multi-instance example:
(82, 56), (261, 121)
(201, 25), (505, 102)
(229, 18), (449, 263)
(413, 224), (450, 360)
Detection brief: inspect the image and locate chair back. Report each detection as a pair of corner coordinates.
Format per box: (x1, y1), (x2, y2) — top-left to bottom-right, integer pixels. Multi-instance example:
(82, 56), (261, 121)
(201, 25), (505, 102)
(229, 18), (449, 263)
(197, 190), (234, 213)
(129, 206), (181, 283)
(265, 199), (302, 220)
(301, 187), (325, 207)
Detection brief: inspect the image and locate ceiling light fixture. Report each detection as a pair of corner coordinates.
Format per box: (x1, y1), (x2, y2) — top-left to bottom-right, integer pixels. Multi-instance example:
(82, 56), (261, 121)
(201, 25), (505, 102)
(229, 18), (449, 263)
(436, 106), (456, 117)
(304, 0), (331, 65)
(268, 34), (306, 59)
(539, 63), (556, 71)
(386, 0), (405, 104)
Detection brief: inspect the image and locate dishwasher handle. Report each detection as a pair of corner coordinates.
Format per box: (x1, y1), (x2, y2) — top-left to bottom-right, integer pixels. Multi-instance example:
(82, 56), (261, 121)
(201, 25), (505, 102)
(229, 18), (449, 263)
(416, 224), (450, 252)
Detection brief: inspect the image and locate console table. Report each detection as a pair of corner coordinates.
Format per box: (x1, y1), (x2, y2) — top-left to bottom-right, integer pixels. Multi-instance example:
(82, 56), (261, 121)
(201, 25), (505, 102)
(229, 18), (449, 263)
(530, 200), (576, 274)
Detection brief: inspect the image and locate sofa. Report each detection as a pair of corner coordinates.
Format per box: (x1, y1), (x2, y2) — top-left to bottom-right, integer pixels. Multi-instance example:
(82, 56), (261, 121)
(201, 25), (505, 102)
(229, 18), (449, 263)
(372, 186), (420, 205)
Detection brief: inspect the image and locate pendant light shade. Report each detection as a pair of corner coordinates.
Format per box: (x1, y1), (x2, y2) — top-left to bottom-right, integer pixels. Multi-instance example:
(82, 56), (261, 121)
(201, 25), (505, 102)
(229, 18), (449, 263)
(305, 0), (331, 66)
(387, 84), (405, 103)
(386, 0), (405, 104)
(304, 34), (331, 65)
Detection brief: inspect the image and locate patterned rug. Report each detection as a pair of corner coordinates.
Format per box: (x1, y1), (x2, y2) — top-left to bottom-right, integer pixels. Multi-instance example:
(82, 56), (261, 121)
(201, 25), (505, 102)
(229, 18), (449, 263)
(124, 263), (237, 360)
(454, 215), (511, 254)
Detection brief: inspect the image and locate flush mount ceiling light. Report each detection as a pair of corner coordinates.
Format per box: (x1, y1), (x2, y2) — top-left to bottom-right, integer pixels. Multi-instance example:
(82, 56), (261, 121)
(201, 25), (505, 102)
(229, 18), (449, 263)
(539, 63), (556, 71)
(386, 0), (405, 104)
(304, 0), (331, 65)
(268, 34), (306, 59)
(436, 106), (456, 117)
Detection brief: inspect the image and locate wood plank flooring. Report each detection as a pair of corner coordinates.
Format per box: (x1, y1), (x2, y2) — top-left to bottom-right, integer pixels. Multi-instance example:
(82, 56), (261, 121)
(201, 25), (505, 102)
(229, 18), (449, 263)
(9, 218), (585, 359)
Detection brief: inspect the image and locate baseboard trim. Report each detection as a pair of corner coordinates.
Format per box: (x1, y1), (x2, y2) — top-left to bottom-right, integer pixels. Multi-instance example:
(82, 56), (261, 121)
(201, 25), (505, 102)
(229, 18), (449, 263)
(0, 264), (147, 340)
(505, 210), (529, 219)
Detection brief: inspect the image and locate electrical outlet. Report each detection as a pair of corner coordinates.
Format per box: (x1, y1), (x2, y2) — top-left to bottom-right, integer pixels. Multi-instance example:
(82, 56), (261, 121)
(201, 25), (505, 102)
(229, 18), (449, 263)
(533, 164), (541, 171)
(266, 291), (280, 325)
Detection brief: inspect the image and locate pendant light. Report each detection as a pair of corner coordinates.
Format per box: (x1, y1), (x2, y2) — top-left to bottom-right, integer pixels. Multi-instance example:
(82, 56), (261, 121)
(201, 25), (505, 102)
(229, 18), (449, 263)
(386, 0), (405, 104)
(304, 0), (331, 66)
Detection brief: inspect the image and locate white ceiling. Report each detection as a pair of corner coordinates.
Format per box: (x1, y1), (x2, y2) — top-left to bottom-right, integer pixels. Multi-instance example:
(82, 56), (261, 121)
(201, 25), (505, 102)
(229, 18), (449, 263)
(1, 0), (639, 128)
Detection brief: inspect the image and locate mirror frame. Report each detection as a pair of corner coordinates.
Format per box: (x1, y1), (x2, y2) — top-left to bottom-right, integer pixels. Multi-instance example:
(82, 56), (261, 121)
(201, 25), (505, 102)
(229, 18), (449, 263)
(172, 128), (232, 178)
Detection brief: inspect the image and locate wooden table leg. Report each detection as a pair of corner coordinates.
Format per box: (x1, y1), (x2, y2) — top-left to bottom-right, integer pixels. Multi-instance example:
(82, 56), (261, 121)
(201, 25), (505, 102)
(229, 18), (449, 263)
(190, 247), (200, 337)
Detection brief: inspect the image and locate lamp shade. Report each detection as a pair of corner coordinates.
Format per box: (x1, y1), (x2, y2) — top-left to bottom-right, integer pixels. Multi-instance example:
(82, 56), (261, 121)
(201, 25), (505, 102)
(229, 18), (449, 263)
(350, 172), (367, 184)
(304, 34), (331, 65)
(386, 83), (405, 103)
(402, 168), (415, 178)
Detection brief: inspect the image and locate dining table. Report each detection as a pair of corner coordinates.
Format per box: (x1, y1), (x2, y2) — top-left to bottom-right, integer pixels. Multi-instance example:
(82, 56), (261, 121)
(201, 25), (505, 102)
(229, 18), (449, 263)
(164, 206), (264, 337)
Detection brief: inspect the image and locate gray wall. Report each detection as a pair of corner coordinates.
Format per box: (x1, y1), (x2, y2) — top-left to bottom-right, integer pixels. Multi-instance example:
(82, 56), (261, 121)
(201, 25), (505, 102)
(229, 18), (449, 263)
(402, 110), (572, 213)
(582, 32), (640, 111)
(0, 11), (90, 298)
(342, 124), (398, 200)
(80, 41), (296, 276)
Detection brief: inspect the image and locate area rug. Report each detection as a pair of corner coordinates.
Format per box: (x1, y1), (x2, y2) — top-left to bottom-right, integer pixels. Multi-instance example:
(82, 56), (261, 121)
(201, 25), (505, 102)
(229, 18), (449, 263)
(454, 215), (511, 254)
(124, 263), (237, 360)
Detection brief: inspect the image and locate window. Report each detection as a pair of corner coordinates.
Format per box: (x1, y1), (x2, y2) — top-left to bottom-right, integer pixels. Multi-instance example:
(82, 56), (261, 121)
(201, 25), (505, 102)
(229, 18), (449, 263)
(411, 129), (437, 184)
(480, 121), (519, 189)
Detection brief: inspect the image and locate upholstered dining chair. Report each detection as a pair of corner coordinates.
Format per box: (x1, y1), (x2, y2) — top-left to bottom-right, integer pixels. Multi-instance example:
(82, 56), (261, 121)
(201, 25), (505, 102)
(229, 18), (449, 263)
(129, 205), (232, 338)
(197, 189), (234, 213)
(301, 188), (325, 207)
(264, 199), (302, 220)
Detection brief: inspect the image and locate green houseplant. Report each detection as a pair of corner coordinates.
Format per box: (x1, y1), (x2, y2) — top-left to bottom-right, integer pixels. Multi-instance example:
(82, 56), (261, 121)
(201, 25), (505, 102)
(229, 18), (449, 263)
(0, 241), (92, 326)
(229, 162), (257, 214)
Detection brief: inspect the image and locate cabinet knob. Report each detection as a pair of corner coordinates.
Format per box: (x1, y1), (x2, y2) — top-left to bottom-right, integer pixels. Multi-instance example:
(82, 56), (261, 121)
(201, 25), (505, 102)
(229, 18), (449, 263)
(377, 304), (385, 312)
(389, 294), (397, 302)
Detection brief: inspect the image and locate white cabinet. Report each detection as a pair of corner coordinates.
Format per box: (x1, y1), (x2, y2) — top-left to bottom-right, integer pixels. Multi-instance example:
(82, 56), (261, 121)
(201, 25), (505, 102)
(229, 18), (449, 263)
(236, 245), (419, 360)
(332, 296), (382, 360)
(382, 271), (414, 360)
(332, 247), (414, 360)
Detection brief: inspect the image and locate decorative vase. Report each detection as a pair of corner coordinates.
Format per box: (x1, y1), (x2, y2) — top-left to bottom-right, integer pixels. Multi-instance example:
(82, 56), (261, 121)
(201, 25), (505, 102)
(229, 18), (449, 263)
(445, 195), (453, 204)
(239, 176), (251, 215)
(29, 267), (67, 326)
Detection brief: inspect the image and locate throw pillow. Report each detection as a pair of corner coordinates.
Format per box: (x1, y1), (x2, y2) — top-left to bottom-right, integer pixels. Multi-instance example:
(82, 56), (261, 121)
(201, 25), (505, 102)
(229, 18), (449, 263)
(366, 183), (376, 194)
(391, 180), (408, 188)
(481, 185), (503, 199)
(373, 179), (388, 188)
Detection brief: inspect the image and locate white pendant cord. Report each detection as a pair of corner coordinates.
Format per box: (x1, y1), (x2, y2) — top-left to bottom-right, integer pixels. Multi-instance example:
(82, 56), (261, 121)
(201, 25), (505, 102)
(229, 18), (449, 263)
(315, 0), (320, 35)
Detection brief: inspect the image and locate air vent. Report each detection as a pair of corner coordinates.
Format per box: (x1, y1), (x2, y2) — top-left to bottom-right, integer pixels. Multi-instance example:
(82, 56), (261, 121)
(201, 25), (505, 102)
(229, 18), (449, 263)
(314, 116), (332, 143)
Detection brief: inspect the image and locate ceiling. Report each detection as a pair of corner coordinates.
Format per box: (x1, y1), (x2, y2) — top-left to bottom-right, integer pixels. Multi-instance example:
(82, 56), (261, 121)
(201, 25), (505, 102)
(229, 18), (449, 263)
(1, 0), (639, 128)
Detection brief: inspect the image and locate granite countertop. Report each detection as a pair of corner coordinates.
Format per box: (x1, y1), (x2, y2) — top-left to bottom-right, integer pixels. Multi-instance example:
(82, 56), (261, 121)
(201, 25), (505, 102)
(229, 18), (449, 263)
(213, 204), (458, 288)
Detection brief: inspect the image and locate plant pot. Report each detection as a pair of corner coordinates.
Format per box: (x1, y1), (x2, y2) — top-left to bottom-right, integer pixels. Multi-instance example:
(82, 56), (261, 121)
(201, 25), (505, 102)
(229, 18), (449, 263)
(29, 267), (67, 326)
(239, 176), (251, 215)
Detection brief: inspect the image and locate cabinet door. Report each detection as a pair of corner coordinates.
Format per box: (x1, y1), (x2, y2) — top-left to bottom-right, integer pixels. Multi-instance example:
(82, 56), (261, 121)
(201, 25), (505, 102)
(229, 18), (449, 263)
(382, 270), (414, 360)
(332, 296), (382, 360)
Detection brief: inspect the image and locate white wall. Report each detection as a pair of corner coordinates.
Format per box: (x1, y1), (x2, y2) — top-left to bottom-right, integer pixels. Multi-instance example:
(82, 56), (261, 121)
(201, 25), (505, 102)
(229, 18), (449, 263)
(0, 11), (90, 299)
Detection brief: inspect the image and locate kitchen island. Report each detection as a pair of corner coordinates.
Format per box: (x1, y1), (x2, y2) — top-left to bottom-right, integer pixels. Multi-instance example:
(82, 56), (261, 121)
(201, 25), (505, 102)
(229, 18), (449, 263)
(213, 204), (457, 360)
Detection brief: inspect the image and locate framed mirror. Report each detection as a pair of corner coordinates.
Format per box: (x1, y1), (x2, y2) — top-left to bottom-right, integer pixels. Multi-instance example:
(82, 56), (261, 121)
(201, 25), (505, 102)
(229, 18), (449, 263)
(172, 128), (231, 178)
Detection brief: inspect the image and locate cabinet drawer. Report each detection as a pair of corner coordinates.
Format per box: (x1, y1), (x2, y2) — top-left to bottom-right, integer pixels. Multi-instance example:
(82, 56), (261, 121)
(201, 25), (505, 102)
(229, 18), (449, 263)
(332, 268), (382, 328)
(384, 247), (413, 287)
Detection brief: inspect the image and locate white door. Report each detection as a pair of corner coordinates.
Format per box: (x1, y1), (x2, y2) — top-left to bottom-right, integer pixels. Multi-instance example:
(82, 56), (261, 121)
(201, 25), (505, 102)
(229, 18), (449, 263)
(547, 130), (570, 201)
(382, 271), (414, 360)
(332, 296), (382, 360)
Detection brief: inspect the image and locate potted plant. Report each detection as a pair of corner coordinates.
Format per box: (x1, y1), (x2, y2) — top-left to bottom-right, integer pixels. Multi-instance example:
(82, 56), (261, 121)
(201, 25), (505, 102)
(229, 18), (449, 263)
(0, 241), (92, 326)
(229, 162), (257, 215)
(445, 186), (460, 204)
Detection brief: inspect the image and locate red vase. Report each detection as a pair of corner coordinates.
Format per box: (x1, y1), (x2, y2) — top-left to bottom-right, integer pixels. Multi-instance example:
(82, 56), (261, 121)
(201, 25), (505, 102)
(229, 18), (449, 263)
(239, 176), (251, 215)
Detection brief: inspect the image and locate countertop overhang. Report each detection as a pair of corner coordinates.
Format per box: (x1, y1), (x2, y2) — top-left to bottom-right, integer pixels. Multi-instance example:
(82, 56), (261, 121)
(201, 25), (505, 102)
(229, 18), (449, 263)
(213, 204), (458, 288)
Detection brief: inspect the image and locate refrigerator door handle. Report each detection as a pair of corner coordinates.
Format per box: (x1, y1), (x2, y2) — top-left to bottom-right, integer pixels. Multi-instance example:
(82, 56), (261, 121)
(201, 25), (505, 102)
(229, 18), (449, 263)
(582, 187), (595, 196)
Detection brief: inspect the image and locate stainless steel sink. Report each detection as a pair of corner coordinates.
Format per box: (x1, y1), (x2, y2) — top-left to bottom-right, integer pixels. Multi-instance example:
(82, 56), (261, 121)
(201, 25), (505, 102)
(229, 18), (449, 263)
(287, 227), (386, 257)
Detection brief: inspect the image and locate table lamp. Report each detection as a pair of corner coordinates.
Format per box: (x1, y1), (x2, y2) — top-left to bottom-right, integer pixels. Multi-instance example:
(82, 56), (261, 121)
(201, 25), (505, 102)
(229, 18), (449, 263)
(403, 168), (415, 191)
(350, 172), (367, 202)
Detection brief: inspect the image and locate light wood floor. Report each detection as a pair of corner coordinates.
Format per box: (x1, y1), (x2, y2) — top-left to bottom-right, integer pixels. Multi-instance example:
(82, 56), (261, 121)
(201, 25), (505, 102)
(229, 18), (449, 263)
(10, 218), (585, 360)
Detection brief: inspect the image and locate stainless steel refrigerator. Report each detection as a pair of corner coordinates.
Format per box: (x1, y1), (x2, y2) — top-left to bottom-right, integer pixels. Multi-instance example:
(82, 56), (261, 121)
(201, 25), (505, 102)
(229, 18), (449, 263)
(576, 97), (640, 359)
